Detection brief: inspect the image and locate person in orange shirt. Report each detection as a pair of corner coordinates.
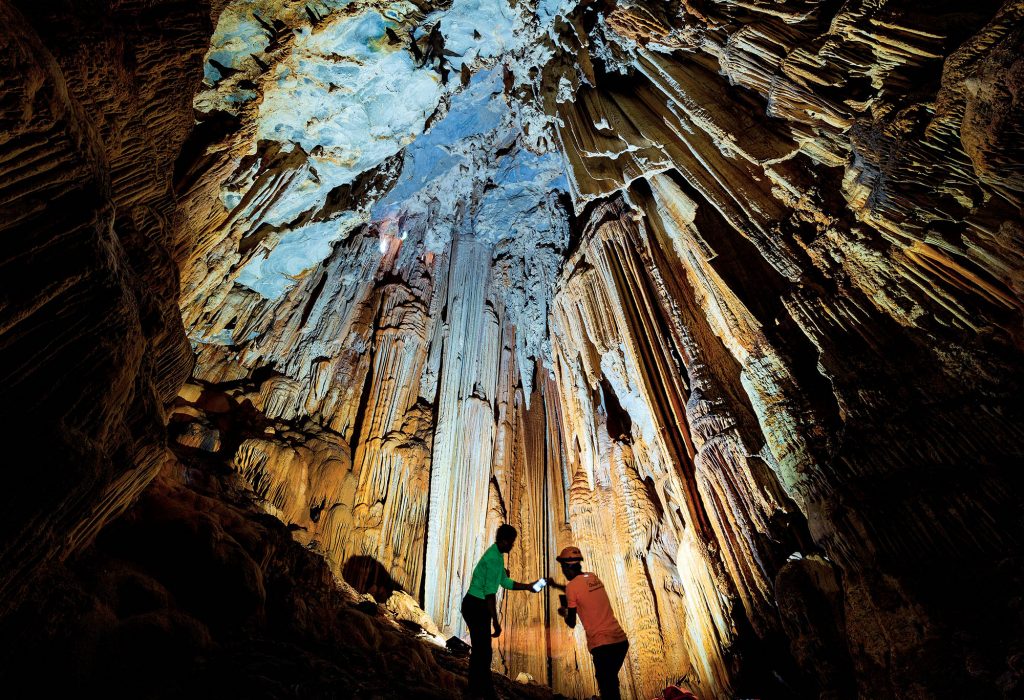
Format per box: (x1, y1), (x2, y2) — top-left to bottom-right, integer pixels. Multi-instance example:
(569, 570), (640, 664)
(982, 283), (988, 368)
(548, 545), (630, 700)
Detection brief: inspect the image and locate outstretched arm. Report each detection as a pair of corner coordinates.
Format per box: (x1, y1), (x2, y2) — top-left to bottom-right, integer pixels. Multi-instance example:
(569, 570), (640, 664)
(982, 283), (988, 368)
(500, 567), (542, 591)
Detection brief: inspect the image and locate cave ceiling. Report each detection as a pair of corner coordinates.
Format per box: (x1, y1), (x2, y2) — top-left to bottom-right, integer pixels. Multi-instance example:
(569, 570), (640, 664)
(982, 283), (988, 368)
(186, 0), (573, 386)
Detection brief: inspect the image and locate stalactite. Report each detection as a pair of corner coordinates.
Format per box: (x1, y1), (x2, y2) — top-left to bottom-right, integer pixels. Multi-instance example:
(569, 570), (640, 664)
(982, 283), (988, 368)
(549, 204), (741, 699)
(425, 235), (503, 633)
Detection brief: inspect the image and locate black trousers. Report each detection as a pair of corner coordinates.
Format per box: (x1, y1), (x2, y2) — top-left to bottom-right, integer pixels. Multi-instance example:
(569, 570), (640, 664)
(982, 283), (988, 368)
(591, 639), (630, 700)
(461, 594), (495, 699)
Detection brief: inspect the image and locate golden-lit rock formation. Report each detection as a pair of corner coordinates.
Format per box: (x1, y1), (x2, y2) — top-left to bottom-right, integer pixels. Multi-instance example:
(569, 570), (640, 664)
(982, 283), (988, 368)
(541, 2), (1024, 694)
(549, 203), (738, 699)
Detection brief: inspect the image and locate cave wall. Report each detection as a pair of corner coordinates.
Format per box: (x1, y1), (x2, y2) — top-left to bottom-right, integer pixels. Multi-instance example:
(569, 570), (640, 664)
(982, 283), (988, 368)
(549, 202), (739, 699)
(0, 0), (221, 613)
(545, 1), (1024, 695)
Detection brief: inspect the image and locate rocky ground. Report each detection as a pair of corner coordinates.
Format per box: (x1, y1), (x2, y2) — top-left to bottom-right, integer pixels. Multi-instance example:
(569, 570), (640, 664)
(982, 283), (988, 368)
(0, 446), (565, 700)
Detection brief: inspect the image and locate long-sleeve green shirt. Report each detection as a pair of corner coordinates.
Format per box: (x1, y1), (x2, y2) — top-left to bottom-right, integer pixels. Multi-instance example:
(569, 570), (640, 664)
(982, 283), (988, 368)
(466, 543), (515, 599)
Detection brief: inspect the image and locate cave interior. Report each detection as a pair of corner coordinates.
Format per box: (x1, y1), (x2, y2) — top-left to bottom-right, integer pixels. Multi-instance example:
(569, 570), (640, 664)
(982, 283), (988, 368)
(1, 0), (1023, 698)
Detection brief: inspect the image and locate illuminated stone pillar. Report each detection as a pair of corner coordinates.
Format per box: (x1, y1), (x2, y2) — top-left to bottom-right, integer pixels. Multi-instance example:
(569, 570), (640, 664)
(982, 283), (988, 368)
(424, 235), (502, 635)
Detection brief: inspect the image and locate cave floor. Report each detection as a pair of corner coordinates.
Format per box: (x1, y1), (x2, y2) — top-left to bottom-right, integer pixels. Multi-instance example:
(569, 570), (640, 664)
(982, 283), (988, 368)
(0, 448), (567, 700)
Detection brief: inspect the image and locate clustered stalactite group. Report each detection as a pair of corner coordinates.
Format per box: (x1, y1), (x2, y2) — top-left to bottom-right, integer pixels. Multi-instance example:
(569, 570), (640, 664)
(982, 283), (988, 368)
(1, 0), (1023, 699)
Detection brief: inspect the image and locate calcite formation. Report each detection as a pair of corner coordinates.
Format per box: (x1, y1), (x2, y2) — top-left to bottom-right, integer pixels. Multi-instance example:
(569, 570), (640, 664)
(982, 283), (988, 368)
(1, 0), (1023, 698)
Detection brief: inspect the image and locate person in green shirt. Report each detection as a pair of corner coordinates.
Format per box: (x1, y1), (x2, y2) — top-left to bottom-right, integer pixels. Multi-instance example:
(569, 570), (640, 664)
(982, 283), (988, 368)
(461, 523), (543, 699)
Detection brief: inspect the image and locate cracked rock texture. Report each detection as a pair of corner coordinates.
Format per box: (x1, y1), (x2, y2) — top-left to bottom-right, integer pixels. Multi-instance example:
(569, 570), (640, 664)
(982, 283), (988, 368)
(1, 0), (1023, 698)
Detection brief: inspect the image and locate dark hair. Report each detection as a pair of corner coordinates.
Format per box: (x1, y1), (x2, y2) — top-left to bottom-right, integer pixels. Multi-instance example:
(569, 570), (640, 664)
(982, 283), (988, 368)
(496, 524), (517, 541)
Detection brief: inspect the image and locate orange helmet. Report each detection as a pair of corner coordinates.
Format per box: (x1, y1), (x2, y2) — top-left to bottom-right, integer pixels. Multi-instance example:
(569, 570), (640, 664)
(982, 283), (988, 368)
(556, 546), (584, 563)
